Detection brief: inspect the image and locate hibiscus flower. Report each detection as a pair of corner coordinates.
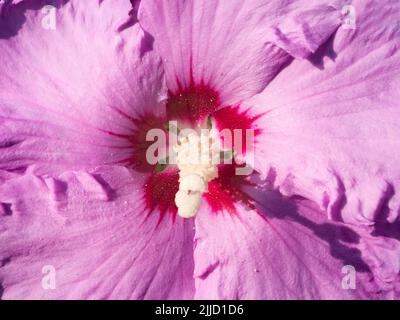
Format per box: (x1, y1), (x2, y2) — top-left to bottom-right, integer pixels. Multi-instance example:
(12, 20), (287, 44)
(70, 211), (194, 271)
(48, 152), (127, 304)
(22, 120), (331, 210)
(0, 0), (399, 299)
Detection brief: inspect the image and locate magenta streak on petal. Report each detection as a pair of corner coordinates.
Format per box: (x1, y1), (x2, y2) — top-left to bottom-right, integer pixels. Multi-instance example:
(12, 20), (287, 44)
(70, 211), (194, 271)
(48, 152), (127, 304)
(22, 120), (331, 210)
(167, 81), (220, 124)
(204, 164), (256, 215)
(89, 110), (182, 220)
(167, 58), (221, 124)
(123, 114), (168, 173)
(144, 168), (180, 219)
(95, 111), (168, 173)
(213, 105), (263, 154)
(204, 105), (266, 214)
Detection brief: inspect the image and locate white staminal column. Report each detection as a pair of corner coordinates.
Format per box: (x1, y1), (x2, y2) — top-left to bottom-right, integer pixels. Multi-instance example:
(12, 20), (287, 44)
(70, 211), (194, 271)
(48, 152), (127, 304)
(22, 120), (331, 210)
(174, 131), (220, 218)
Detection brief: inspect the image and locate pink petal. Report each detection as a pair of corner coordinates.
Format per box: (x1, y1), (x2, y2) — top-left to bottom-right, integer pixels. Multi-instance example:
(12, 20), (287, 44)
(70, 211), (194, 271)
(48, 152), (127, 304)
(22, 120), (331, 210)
(138, 0), (345, 106)
(194, 189), (400, 299)
(265, 0), (347, 59)
(249, 0), (400, 225)
(0, 166), (194, 299)
(0, 0), (166, 175)
(0, 169), (19, 185)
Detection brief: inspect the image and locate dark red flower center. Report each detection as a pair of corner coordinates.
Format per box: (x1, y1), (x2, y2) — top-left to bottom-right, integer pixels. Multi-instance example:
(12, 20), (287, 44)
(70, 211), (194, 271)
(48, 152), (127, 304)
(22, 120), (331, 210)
(114, 83), (261, 218)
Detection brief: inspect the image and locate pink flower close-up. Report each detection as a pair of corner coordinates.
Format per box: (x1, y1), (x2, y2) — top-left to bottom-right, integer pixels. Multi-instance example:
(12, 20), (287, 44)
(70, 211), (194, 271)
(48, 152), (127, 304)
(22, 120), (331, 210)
(0, 0), (399, 300)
